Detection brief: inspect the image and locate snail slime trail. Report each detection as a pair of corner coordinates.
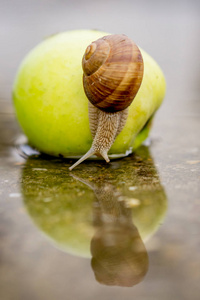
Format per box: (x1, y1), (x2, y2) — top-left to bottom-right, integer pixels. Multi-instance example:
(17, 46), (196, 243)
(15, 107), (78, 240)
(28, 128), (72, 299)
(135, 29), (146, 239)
(69, 34), (144, 171)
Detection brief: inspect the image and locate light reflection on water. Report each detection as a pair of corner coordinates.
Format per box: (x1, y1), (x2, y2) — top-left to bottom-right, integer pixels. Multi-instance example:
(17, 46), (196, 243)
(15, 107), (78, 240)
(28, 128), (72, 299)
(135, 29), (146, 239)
(20, 146), (168, 287)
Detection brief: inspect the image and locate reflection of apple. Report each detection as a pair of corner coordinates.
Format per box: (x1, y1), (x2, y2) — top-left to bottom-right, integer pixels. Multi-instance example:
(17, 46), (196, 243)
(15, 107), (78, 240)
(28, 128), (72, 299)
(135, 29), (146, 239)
(13, 30), (166, 158)
(22, 146), (167, 258)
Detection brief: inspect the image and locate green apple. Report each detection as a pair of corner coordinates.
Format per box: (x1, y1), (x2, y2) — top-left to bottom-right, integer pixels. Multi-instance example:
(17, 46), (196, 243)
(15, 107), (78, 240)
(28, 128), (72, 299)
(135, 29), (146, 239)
(13, 30), (166, 158)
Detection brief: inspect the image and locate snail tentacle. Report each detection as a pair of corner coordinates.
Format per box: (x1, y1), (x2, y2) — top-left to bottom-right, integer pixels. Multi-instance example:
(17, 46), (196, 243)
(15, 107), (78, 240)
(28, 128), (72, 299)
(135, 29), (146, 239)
(69, 148), (96, 171)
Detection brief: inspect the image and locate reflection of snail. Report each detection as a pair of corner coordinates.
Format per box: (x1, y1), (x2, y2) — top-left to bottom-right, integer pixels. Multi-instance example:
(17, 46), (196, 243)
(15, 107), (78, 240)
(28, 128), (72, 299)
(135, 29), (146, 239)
(75, 177), (149, 287)
(22, 146), (167, 259)
(69, 34), (143, 170)
(91, 223), (148, 287)
(70, 175), (149, 286)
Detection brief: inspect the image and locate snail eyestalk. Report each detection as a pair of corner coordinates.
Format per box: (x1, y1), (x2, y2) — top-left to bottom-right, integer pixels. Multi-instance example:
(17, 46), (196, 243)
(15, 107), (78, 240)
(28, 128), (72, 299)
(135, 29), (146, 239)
(69, 148), (96, 171)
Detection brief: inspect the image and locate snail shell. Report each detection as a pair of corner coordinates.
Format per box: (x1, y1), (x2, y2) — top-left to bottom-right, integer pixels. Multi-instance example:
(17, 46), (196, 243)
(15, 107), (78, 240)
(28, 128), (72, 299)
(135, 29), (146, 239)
(82, 34), (144, 112)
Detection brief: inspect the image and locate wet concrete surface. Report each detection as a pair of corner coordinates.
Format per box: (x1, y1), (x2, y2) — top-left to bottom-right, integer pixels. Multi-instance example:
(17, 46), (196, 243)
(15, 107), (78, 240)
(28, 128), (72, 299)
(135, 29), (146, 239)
(0, 0), (200, 299)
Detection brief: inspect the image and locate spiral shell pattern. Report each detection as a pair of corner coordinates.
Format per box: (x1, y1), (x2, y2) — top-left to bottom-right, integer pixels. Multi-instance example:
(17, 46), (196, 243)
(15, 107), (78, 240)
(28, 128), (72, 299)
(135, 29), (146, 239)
(82, 34), (144, 112)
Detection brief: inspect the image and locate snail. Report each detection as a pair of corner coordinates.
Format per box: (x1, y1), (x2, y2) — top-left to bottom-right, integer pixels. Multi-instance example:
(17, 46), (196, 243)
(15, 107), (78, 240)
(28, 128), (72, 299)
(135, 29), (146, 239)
(69, 34), (144, 170)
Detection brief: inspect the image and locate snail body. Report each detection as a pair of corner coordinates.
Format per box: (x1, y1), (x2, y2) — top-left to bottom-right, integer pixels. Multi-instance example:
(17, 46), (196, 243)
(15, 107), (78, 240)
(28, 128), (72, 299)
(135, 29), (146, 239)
(13, 30), (166, 163)
(69, 34), (144, 170)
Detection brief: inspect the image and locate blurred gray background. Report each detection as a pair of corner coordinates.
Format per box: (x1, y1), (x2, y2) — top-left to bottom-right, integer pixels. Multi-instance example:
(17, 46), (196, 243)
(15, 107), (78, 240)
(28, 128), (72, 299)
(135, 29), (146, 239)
(0, 1), (200, 300)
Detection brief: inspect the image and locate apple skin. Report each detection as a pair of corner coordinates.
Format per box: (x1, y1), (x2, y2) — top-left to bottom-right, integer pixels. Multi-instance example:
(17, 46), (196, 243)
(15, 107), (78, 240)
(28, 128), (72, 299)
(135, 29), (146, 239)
(13, 30), (166, 157)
